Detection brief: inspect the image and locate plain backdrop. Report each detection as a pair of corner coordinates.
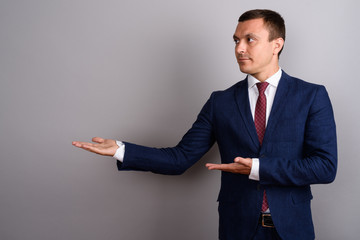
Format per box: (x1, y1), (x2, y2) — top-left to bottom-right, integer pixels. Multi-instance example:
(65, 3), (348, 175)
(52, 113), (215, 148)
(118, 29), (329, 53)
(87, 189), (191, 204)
(0, 0), (359, 239)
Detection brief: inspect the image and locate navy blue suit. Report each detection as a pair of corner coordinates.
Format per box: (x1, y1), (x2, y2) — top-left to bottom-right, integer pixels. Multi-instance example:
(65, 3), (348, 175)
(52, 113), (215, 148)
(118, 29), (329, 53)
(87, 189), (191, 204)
(118, 71), (337, 240)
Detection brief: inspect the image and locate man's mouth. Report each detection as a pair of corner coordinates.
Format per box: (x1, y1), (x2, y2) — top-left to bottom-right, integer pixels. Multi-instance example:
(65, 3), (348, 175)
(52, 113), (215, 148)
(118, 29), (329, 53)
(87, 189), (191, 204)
(237, 57), (250, 62)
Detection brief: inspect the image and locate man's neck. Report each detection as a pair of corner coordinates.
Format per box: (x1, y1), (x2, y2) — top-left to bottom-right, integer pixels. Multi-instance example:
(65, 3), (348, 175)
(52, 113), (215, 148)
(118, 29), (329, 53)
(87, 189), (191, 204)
(251, 65), (280, 82)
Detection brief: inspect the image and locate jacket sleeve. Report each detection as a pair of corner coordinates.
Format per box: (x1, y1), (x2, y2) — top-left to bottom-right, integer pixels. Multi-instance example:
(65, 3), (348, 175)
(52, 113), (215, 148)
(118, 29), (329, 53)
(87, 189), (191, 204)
(117, 94), (216, 175)
(259, 86), (337, 186)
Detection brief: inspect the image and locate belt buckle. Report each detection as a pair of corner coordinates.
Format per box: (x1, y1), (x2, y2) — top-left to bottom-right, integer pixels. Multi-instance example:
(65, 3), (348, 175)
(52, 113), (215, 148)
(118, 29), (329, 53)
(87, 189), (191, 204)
(261, 213), (275, 228)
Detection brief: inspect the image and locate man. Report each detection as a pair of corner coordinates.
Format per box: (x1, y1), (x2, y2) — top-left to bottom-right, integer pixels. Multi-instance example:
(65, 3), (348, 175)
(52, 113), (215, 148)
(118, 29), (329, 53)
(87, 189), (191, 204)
(73, 9), (337, 240)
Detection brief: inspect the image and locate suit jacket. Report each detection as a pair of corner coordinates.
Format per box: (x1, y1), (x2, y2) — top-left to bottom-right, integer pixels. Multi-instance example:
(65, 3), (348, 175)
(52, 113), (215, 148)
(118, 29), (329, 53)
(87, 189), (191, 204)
(118, 71), (337, 240)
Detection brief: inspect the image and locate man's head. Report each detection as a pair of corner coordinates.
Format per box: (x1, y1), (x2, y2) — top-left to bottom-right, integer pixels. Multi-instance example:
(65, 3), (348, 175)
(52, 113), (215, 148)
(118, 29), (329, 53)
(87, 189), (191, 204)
(233, 9), (285, 81)
(239, 9), (286, 56)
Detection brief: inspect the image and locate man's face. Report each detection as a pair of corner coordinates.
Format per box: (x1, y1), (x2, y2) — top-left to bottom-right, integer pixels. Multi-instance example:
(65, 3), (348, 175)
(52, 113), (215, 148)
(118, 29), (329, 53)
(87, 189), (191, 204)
(233, 18), (282, 80)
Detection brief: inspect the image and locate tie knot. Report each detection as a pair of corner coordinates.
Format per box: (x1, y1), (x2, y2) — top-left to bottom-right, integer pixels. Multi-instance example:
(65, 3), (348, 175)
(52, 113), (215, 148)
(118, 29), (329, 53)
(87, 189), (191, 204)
(256, 82), (269, 94)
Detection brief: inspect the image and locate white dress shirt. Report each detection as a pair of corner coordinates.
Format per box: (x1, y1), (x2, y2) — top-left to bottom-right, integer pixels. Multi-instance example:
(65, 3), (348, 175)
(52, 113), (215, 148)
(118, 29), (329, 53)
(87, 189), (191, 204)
(113, 68), (282, 182)
(247, 68), (282, 181)
(113, 141), (125, 161)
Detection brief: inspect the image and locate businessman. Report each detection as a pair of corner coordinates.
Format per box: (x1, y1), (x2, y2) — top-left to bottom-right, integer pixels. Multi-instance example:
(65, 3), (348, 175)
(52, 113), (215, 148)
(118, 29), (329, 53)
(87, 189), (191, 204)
(73, 9), (337, 240)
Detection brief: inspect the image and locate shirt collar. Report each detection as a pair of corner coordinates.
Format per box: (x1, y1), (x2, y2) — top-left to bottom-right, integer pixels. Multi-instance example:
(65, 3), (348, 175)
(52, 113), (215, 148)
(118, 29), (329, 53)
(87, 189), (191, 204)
(248, 68), (282, 89)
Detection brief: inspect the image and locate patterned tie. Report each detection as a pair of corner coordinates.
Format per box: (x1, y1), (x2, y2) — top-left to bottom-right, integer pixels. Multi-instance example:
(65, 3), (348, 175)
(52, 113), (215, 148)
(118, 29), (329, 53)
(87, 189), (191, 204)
(255, 82), (269, 212)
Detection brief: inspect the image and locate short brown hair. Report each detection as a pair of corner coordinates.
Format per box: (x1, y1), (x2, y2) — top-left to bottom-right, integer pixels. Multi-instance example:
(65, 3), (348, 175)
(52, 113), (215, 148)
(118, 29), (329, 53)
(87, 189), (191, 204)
(239, 9), (286, 56)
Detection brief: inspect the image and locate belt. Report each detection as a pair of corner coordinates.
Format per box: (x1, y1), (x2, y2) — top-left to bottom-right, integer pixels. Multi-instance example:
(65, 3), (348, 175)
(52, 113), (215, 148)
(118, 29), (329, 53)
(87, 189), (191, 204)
(259, 213), (275, 228)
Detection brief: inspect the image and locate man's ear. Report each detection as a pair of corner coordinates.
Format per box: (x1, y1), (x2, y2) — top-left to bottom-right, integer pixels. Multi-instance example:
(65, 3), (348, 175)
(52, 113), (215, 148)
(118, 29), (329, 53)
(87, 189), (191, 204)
(273, 38), (284, 55)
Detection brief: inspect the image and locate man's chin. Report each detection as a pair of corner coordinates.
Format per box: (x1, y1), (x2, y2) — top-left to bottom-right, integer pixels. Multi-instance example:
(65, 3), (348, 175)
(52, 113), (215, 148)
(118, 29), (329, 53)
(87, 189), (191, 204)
(238, 65), (252, 75)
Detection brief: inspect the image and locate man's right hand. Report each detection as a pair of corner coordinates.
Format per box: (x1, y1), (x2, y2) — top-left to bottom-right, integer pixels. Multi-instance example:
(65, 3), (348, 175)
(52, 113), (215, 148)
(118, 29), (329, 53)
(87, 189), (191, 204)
(72, 137), (119, 156)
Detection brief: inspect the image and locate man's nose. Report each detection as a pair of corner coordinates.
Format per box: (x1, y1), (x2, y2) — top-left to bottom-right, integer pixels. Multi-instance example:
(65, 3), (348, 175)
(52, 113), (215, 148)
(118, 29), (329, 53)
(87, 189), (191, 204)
(235, 41), (246, 54)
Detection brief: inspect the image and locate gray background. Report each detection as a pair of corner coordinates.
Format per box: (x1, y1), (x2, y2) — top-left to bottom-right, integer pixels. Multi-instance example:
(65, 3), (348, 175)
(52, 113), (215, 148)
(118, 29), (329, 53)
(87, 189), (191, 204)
(0, 0), (359, 239)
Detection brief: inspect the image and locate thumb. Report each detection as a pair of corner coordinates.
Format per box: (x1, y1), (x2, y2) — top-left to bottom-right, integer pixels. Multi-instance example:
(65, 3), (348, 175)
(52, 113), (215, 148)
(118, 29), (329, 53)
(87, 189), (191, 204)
(234, 157), (243, 163)
(92, 137), (105, 143)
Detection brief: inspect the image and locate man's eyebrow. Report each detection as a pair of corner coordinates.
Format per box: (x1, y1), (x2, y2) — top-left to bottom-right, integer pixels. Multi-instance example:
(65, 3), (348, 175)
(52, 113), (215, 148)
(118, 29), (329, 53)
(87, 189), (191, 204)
(246, 33), (259, 39)
(233, 33), (260, 40)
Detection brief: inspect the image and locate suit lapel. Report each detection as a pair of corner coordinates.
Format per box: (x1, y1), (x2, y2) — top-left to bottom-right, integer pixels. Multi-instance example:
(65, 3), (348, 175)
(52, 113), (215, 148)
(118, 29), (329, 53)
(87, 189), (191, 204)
(263, 71), (291, 145)
(235, 78), (260, 150)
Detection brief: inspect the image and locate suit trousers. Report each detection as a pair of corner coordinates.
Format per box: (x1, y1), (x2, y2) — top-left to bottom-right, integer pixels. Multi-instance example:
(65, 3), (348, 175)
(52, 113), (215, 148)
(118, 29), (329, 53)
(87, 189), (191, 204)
(252, 225), (282, 240)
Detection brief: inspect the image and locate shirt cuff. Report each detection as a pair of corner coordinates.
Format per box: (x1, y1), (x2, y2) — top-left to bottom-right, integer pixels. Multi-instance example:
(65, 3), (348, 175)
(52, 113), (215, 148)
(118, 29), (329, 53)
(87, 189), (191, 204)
(249, 158), (260, 181)
(113, 141), (125, 162)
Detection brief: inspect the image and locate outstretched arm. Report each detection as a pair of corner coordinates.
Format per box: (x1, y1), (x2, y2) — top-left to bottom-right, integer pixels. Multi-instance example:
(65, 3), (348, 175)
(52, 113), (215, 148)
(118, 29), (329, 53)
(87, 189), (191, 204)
(72, 137), (119, 156)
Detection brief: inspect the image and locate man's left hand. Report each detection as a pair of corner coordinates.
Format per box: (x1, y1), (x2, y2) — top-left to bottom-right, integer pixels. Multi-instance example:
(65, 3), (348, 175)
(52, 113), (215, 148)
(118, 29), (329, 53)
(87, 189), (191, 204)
(205, 157), (252, 175)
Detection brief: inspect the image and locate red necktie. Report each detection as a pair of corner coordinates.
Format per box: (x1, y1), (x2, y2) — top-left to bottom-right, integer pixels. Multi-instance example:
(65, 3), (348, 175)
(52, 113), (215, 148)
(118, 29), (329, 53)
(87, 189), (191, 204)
(254, 82), (269, 212)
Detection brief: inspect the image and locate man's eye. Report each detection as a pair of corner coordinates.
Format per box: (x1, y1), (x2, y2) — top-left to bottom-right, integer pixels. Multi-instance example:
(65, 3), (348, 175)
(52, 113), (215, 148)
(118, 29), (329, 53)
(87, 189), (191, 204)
(234, 39), (239, 44)
(248, 38), (255, 42)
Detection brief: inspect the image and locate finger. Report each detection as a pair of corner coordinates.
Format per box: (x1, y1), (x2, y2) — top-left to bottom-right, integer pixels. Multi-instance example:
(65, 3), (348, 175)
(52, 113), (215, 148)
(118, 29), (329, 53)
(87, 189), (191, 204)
(82, 142), (109, 153)
(81, 144), (99, 152)
(92, 137), (105, 143)
(205, 163), (218, 169)
(206, 163), (231, 171)
(234, 157), (252, 168)
(72, 141), (95, 148)
(205, 163), (216, 170)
